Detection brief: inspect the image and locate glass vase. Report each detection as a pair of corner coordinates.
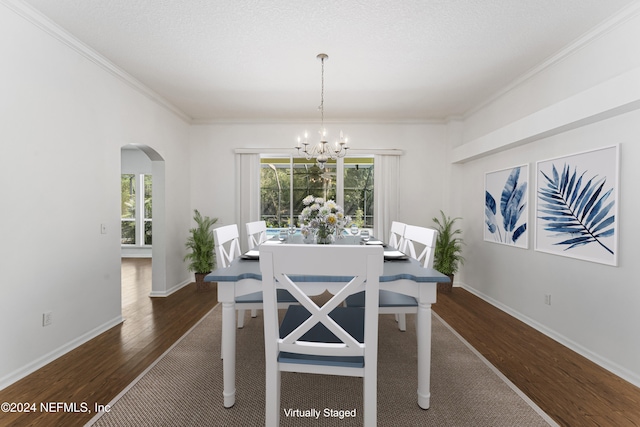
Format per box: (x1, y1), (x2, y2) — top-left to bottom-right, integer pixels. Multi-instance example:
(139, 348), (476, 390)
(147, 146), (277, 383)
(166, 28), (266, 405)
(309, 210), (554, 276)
(316, 233), (335, 244)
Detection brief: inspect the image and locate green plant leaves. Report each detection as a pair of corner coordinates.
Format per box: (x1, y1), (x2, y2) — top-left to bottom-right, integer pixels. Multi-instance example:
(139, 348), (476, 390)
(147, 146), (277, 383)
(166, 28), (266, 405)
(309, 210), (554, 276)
(184, 209), (218, 274)
(432, 210), (465, 276)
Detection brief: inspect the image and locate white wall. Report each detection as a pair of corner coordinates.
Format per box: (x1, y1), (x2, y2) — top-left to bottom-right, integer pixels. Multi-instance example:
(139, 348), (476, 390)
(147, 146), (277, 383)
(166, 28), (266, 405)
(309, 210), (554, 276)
(188, 122), (449, 238)
(0, 5), (192, 388)
(453, 8), (640, 385)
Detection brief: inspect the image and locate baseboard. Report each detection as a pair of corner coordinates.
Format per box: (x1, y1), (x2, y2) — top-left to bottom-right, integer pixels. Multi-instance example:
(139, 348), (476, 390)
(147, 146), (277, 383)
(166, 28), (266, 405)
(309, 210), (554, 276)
(459, 283), (640, 389)
(0, 315), (124, 391)
(149, 279), (192, 298)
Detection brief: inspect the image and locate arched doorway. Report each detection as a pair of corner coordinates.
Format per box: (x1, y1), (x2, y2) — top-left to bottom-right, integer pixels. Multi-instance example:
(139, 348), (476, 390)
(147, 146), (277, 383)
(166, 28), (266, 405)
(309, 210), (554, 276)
(121, 144), (166, 296)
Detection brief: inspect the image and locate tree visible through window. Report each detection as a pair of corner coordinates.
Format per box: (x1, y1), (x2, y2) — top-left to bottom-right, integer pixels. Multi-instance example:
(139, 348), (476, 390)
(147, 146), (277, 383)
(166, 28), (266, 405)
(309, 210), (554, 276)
(260, 156), (373, 229)
(343, 157), (374, 228)
(121, 174), (136, 244)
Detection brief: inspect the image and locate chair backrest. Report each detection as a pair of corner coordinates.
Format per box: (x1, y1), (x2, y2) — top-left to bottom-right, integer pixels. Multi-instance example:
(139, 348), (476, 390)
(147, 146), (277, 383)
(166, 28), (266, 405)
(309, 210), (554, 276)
(402, 225), (438, 268)
(213, 224), (241, 268)
(260, 244), (383, 363)
(246, 220), (268, 250)
(389, 221), (406, 250)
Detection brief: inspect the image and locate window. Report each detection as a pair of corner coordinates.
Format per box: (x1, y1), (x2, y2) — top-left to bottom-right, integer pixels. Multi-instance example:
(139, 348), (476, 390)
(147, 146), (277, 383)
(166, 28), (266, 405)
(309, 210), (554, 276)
(343, 157), (374, 228)
(121, 174), (136, 244)
(260, 156), (373, 228)
(121, 174), (152, 246)
(143, 174), (152, 245)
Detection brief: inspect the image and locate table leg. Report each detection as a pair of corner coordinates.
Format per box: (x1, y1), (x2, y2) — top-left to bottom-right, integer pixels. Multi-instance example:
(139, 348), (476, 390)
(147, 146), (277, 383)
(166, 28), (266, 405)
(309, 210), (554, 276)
(416, 301), (432, 409)
(222, 301), (236, 408)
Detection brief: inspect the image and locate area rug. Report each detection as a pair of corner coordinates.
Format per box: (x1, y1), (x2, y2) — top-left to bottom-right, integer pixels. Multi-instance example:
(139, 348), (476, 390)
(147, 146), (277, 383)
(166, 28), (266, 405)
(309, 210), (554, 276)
(86, 304), (557, 426)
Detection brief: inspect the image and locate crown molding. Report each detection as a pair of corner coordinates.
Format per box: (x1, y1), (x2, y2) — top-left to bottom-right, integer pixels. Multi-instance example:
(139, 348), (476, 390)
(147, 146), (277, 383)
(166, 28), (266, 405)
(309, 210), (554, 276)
(235, 148), (404, 156)
(190, 117), (445, 126)
(463, 1), (640, 119)
(2, 0), (192, 123)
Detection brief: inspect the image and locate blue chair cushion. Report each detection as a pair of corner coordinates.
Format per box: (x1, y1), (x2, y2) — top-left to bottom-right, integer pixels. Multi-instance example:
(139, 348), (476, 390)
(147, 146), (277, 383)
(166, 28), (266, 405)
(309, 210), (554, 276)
(345, 290), (418, 308)
(278, 305), (365, 368)
(235, 289), (297, 304)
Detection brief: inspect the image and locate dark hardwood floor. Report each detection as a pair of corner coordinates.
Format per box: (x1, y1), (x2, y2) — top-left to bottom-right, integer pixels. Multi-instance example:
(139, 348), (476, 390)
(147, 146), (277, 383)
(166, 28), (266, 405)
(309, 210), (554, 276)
(1, 259), (639, 426)
(0, 258), (217, 427)
(433, 288), (640, 427)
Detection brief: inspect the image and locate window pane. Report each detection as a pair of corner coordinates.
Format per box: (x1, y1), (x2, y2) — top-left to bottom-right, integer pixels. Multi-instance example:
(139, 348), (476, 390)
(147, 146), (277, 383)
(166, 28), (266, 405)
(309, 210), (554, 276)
(260, 159), (291, 228)
(144, 220), (152, 245)
(344, 158), (374, 228)
(292, 159), (337, 215)
(121, 174), (135, 219)
(121, 219), (135, 244)
(144, 175), (152, 219)
(121, 174), (136, 244)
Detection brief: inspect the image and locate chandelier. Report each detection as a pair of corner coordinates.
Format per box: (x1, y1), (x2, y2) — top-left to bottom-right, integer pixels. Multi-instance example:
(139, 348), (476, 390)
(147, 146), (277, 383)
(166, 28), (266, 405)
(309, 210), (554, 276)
(295, 53), (349, 169)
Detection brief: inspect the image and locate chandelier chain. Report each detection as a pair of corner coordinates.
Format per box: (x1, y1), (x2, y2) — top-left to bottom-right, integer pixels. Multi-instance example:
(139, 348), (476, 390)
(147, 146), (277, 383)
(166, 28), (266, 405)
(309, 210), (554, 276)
(320, 55), (324, 128)
(295, 53), (349, 169)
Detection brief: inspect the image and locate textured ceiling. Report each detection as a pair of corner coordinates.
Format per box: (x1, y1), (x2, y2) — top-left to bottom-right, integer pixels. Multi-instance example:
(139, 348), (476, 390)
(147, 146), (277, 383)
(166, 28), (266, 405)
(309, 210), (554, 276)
(20, 0), (638, 122)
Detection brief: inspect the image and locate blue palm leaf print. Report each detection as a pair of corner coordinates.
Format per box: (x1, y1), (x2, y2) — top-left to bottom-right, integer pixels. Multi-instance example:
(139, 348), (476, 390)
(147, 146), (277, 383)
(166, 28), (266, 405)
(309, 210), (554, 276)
(538, 163), (614, 254)
(485, 167), (527, 244)
(485, 191), (501, 238)
(501, 167), (527, 237)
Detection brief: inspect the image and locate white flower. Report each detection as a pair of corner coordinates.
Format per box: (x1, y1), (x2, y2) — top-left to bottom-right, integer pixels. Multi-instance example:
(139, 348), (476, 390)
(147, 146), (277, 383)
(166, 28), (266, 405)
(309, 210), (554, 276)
(298, 194), (348, 239)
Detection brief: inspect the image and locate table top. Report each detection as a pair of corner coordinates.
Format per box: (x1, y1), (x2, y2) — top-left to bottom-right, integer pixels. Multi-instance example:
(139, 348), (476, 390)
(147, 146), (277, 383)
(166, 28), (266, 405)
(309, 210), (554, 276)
(205, 235), (449, 284)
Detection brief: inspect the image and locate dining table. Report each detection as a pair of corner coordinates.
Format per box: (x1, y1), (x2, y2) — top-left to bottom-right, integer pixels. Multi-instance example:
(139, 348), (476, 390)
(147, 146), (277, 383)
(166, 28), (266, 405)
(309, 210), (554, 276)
(205, 233), (449, 410)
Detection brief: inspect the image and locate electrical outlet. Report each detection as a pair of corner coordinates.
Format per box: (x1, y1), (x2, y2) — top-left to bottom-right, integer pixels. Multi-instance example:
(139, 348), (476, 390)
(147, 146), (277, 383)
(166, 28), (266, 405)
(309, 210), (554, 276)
(43, 311), (53, 326)
(544, 294), (552, 306)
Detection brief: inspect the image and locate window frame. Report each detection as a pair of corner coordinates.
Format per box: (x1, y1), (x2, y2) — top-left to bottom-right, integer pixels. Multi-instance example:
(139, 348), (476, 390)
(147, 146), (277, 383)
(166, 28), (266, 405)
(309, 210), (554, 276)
(259, 155), (374, 229)
(121, 173), (152, 247)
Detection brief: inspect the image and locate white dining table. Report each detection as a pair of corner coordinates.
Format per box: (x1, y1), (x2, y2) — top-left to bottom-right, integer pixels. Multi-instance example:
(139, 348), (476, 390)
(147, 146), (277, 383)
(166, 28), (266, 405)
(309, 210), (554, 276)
(205, 235), (449, 410)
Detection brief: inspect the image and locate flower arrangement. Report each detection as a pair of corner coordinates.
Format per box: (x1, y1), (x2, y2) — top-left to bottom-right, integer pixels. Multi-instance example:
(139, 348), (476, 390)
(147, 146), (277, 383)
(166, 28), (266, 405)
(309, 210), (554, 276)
(299, 195), (350, 243)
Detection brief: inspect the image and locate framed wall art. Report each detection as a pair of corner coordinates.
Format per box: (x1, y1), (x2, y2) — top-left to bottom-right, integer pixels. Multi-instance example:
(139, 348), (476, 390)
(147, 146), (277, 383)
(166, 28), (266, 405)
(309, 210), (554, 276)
(535, 145), (619, 266)
(484, 164), (529, 249)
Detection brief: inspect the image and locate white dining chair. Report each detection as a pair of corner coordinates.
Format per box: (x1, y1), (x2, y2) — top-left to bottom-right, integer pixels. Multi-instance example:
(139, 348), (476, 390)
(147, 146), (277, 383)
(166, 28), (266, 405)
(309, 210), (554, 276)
(246, 220), (268, 250)
(402, 224), (438, 269)
(244, 220), (268, 319)
(389, 221), (406, 250)
(260, 244), (383, 427)
(346, 224), (438, 332)
(390, 224), (437, 331)
(214, 224), (257, 329)
(214, 223), (298, 333)
(214, 224), (242, 269)
(387, 222), (406, 327)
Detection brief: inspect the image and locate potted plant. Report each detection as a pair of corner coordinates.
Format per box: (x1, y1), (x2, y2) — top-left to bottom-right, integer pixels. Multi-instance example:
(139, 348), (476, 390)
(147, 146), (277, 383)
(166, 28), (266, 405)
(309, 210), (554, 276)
(432, 210), (465, 293)
(184, 209), (218, 288)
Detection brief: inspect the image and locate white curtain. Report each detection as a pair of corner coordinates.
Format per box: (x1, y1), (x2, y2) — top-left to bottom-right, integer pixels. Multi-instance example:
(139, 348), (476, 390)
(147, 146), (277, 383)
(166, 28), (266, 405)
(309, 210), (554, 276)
(235, 153), (260, 252)
(374, 154), (400, 242)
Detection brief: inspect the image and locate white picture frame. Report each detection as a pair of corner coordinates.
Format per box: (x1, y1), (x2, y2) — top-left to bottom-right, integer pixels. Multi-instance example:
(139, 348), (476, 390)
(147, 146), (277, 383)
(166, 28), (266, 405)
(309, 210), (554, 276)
(535, 145), (619, 266)
(484, 164), (529, 249)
